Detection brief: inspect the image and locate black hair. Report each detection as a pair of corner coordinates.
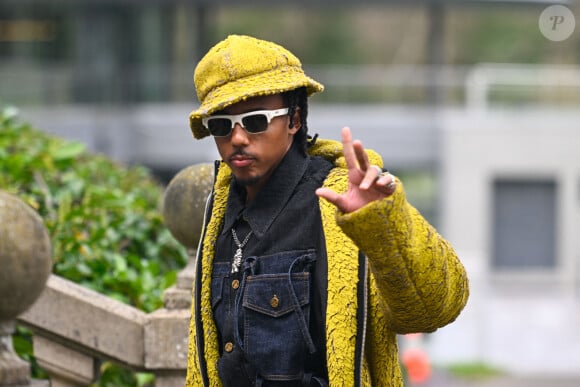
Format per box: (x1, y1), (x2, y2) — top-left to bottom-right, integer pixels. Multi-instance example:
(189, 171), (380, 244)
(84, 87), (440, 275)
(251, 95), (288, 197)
(282, 87), (317, 155)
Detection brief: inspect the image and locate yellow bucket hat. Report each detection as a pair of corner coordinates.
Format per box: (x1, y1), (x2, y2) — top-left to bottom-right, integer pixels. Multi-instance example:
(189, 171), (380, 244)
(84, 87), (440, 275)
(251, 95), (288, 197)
(189, 35), (324, 139)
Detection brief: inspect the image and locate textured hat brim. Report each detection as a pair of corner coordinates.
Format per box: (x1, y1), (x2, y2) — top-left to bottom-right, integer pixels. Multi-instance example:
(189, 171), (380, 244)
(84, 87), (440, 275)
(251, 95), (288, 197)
(189, 66), (323, 139)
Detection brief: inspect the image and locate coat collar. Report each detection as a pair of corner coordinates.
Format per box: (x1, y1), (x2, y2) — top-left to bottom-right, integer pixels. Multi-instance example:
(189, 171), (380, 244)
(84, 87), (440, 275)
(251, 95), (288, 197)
(221, 143), (309, 239)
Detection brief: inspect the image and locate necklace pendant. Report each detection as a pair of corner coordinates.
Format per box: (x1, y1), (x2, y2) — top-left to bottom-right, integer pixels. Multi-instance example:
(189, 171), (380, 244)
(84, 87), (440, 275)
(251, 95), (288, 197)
(231, 228), (253, 274)
(232, 247), (243, 273)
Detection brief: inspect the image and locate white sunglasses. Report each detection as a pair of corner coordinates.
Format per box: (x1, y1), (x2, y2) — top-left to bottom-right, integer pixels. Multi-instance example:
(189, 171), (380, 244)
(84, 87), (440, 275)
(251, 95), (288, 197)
(202, 108), (289, 137)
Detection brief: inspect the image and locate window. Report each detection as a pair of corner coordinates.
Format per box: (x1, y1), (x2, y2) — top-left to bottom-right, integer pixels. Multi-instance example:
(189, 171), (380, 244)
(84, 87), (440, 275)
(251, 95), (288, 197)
(492, 179), (557, 269)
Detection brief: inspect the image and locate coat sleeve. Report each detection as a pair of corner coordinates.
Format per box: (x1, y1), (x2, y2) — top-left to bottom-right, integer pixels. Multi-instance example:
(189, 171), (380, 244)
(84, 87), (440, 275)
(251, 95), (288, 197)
(335, 178), (469, 333)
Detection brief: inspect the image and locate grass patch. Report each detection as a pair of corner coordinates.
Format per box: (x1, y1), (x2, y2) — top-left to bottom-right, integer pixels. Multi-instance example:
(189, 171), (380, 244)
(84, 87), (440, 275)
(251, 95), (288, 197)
(446, 362), (505, 381)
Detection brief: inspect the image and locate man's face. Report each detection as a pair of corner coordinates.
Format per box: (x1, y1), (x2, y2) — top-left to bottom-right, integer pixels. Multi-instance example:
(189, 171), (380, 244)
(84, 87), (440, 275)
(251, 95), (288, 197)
(213, 94), (300, 194)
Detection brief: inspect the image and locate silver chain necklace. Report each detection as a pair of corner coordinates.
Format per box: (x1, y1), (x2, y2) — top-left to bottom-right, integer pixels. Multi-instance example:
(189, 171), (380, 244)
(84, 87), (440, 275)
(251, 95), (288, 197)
(231, 228), (253, 273)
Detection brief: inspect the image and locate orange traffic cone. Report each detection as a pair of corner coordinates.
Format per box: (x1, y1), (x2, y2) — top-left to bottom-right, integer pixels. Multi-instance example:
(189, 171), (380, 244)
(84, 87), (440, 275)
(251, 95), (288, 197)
(401, 333), (432, 385)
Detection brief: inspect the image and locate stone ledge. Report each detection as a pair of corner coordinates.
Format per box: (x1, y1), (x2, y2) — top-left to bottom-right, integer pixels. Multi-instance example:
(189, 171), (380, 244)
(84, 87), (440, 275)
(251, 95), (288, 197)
(18, 275), (147, 368)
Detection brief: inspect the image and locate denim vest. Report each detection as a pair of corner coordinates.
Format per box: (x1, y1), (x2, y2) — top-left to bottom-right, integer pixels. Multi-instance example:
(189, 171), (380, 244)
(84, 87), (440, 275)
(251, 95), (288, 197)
(212, 250), (323, 386)
(211, 145), (332, 386)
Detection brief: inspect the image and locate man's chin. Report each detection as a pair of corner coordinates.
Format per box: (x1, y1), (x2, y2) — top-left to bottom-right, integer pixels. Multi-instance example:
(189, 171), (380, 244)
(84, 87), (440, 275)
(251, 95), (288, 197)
(233, 174), (261, 187)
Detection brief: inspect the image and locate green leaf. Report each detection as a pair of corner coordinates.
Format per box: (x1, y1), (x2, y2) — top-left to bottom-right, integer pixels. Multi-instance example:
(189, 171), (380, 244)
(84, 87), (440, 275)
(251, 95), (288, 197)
(136, 372), (155, 387)
(51, 141), (86, 161)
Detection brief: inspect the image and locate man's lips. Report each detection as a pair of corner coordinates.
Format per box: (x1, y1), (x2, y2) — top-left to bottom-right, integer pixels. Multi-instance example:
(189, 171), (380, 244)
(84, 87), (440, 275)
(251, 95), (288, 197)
(229, 154), (254, 168)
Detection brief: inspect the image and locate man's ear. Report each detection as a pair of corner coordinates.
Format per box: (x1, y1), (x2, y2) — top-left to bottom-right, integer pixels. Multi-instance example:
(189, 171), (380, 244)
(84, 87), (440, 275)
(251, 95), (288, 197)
(289, 106), (301, 134)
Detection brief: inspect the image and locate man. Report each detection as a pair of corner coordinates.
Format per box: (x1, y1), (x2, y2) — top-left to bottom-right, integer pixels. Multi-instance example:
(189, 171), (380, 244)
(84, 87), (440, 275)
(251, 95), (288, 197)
(186, 34), (468, 387)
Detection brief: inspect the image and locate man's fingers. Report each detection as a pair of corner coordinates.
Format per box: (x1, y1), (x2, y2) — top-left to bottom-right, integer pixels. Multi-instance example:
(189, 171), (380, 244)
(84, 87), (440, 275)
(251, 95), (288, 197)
(360, 165), (381, 190)
(315, 188), (347, 212)
(341, 127), (357, 171)
(353, 140), (369, 171)
(343, 127), (371, 175)
(375, 172), (397, 195)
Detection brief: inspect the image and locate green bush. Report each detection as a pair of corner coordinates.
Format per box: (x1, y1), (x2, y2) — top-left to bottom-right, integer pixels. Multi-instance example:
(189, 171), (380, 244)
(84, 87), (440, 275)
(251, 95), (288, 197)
(1, 106), (188, 385)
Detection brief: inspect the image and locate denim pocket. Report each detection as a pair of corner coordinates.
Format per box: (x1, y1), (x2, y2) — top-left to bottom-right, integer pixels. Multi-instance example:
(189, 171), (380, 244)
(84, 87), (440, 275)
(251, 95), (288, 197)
(240, 257), (313, 380)
(243, 273), (310, 316)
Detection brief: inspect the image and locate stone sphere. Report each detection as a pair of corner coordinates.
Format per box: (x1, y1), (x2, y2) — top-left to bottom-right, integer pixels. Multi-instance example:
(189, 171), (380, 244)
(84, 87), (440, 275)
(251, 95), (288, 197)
(162, 163), (214, 249)
(0, 191), (52, 320)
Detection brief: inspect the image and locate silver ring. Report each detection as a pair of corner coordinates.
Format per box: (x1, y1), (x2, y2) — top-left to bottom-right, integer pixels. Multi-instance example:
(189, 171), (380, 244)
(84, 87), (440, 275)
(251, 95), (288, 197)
(386, 174), (397, 191)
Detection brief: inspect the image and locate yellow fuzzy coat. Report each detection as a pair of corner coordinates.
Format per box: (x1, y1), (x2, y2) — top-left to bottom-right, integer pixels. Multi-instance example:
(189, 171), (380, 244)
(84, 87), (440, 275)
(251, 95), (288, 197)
(186, 139), (469, 386)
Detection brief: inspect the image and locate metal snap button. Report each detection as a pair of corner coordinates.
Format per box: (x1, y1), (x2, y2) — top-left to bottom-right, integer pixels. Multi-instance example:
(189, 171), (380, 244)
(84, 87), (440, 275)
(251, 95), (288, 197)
(231, 279), (240, 289)
(270, 294), (279, 308)
(224, 342), (234, 353)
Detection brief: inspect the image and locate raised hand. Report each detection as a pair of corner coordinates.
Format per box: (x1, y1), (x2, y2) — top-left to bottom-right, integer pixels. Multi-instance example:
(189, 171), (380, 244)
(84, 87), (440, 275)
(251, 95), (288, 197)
(315, 127), (396, 213)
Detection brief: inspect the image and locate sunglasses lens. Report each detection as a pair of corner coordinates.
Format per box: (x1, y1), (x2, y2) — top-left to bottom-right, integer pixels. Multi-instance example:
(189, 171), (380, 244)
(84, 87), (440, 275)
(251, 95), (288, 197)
(241, 114), (269, 133)
(207, 118), (232, 136)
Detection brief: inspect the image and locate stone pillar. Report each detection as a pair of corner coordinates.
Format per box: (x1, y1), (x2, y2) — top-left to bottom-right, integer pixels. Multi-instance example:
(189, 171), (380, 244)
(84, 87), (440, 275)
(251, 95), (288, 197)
(145, 163), (213, 387)
(161, 163), (214, 309)
(0, 191), (52, 386)
(33, 337), (94, 387)
(0, 321), (29, 385)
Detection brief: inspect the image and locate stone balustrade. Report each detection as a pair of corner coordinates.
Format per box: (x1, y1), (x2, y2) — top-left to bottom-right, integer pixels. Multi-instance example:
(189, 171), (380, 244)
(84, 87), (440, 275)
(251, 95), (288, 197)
(1, 163), (214, 387)
(0, 190), (52, 387)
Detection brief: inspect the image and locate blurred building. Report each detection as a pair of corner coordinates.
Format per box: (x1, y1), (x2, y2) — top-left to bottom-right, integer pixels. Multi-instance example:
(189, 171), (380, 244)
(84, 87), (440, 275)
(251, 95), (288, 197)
(1, 0), (580, 379)
(434, 96), (580, 377)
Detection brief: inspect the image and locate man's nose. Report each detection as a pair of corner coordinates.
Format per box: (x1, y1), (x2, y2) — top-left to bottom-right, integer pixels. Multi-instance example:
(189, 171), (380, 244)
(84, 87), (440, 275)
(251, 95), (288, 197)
(230, 123), (249, 145)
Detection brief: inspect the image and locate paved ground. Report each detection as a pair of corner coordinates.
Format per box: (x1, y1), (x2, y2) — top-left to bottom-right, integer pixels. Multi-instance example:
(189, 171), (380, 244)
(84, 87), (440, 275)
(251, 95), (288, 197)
(419, 371), (580, 387)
